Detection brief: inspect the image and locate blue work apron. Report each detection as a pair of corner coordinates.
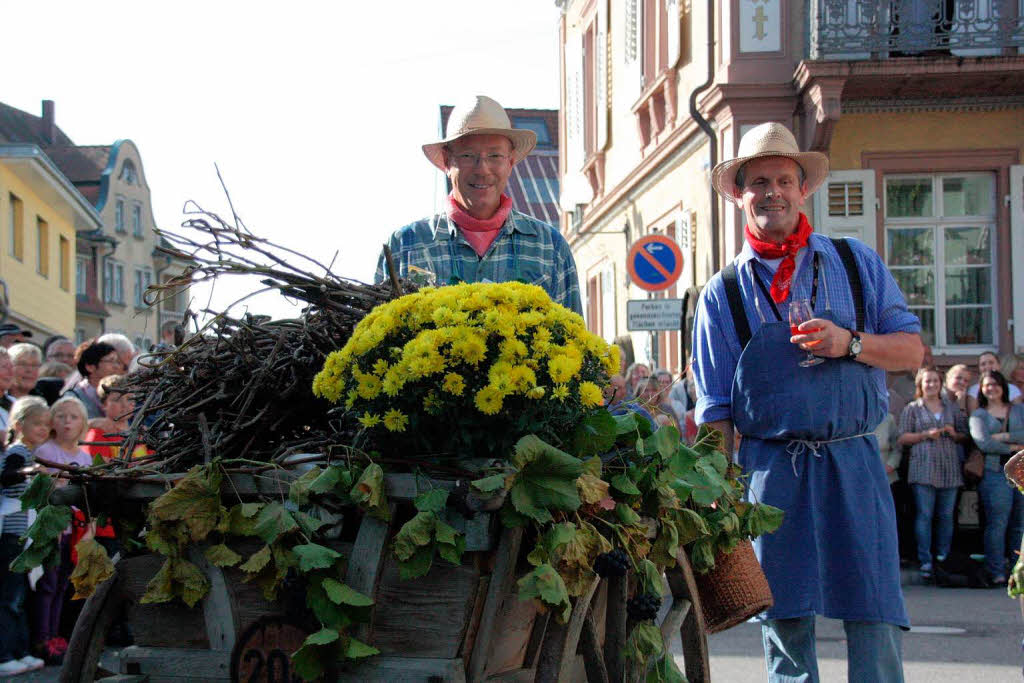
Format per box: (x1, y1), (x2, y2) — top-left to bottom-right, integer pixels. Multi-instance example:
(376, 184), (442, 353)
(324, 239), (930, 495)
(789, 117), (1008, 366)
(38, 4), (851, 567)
(732, 312), (909, 628)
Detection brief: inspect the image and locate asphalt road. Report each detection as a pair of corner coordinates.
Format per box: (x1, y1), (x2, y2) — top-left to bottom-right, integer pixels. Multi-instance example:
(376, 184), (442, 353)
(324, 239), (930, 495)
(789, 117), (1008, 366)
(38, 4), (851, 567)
(19, 573), (1024, 682)
(678, 573), (1024, 682)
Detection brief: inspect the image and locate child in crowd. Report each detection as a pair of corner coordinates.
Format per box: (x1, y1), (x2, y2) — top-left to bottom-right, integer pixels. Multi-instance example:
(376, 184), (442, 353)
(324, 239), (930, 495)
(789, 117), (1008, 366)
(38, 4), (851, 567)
(31, 397), (91, 664)
(0, 397), (51, 675)
(82, 375), (147, 463)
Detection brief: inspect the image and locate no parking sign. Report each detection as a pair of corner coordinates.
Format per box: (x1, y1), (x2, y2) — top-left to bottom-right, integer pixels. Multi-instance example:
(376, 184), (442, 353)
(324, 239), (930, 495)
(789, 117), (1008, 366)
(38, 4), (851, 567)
(627, 235), (683, 292)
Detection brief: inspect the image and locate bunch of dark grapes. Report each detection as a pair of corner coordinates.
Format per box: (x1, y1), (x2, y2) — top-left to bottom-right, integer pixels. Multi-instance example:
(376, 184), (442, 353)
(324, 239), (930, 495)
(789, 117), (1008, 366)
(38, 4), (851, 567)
(626, 593), (662, 621)
(593, 549), (630, 578)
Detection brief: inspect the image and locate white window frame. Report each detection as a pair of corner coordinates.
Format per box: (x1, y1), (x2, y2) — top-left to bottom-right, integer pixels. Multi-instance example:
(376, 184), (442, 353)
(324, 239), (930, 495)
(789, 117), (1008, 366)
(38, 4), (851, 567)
(132, 203), (143, 238)
(76, 256), (89, 296)
(114, 199), (125, 233)
(883, 171), (997, 354)
(104, 259), (125, 304)
(133, 267), (153, 308)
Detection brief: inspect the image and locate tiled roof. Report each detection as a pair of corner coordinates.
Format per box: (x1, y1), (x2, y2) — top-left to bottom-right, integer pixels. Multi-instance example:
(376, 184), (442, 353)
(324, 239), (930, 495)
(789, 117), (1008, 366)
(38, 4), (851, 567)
(438, 105), (561, 225)
(42, 145), (110, 184)
(0, 101), (73, 146)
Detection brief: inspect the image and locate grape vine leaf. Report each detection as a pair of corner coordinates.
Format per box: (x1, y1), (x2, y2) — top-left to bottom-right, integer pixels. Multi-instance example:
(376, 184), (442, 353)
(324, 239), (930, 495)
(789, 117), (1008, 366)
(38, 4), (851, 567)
(615, 503), (641, 526)
(508, 435), (583, 523)
(393, 512), (435, 561)
(204, 543), (242, 568)
(148, 466), (225, 542)
(414, 488), (448, 514)
(647, 654), (687, 683)
(745, 504), (785, 537)
(350, 463), (390, 521)
(293, 543), (341, 572)
(643, 426), (681, 462)
(70, 539), (114, 599)
(304, 628), (340, 645)
(321, 577), (374, 607)
(558, 521), (611, 597)
(140, 557), (209, 607)
(517, 563), (572, 623)
(470, 474), (506, 495)
(291, 641), (333, 681)
(20, 473), (53, 510)
(252, 502), (298, 543)
(572, 409), (618, 456)
(638, 559), (664, 597)
(527, 522), (577, 567)
(611, 474), (641, 496)
(308, 464), (349, 496)
(623, 622), (665, 663)
(576, 473), (609, 505)
(399, 544), (435, 580)
(239, 544), (272, 573)
(288, 467), (323, 506)
(11, 504), (71, 572)
(343, 636), (379, 659)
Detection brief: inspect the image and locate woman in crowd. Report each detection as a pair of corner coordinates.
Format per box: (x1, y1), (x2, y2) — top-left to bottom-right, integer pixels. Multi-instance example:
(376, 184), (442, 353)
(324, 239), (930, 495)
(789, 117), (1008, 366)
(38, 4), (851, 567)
(624, 362), (651, 399)
(0, 349), (14, 444)
(943, 364), (972, 415)
(897, 367), (969, 579)
(31, 397), (91, 664)
(8, 344), (42, 400)
(0, 397), (51, 676)
(968, 351), (1022, 413)
(64, 341), (122, 420)
(970, 370), (1024, 584)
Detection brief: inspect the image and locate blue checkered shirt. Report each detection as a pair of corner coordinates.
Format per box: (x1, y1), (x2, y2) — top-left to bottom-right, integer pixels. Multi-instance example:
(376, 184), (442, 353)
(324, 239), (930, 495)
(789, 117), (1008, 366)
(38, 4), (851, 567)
(692, 233), (921, 425)
(374, 210), (583, 315)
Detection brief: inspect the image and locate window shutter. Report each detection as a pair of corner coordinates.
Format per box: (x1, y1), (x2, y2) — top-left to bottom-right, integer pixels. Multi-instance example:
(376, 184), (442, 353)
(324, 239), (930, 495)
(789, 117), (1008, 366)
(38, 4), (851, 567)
(666, 0), (681, 69)
(813, 170), (877, 250)
(1011, 164), (1024, 352)
(596, 0), (609, 151)
(625, 0), (643, 94)
(565, 35), (585, 175)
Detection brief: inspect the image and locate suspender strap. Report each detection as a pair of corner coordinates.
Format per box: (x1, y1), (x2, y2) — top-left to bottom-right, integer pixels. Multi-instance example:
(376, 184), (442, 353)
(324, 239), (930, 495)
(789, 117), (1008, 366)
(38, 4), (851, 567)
(722, 262), (752, 349)
(831, 237), (865, 332)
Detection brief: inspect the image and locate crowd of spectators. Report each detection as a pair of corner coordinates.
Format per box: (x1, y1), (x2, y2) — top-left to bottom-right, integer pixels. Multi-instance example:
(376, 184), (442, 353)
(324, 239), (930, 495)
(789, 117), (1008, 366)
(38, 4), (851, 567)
(883, 349), (1024, 587)
(0, 325), (160, 675)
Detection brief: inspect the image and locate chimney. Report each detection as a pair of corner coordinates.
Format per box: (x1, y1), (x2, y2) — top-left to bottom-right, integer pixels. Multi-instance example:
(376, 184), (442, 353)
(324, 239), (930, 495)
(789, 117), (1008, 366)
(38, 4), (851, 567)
(40, 100), (56, 145)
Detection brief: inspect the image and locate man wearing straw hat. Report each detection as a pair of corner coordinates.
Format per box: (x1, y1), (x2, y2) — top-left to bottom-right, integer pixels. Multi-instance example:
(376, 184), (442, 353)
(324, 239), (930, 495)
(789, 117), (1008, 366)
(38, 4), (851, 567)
(691, 122), (924, 682)
(375, 95), (582, 315)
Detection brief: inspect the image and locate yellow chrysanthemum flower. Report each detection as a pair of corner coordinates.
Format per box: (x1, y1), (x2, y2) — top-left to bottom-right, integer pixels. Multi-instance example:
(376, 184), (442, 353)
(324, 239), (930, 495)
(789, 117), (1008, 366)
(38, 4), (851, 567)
(580, 381), (604, 408)
(548, 355), (576, 384)
(551, 384), (570, 401)
(372, 359), (390, 376)
(358, 413), (381, 428)
(344, 388), (359, 409)
(356, 374), (382, 400)
(383, 409), (409, 432)
(474, 386), (504, 415)
(442, 372), (465, 396)
(526, 386), (546, 399)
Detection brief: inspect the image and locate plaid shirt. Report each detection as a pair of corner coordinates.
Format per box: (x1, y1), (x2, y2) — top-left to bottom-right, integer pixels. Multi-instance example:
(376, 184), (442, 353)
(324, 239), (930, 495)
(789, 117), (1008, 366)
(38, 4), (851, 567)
(899, 397), (968, 488)
(374, 210), (582, 315)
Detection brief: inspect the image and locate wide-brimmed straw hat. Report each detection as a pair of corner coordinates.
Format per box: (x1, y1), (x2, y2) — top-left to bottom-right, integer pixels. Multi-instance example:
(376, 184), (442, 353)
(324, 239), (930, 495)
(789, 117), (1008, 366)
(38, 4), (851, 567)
(422, 95), (537, 171)
(711, 122), (829, 198)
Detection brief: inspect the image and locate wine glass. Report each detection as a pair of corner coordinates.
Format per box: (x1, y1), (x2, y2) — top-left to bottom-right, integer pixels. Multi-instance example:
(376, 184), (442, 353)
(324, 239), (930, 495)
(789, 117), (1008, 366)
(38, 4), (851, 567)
(788, 299), (824, 368)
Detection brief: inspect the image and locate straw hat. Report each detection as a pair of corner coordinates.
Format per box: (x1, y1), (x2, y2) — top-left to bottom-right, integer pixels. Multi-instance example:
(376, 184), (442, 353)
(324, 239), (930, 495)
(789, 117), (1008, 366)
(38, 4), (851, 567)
(422, 95), (537, 171)
(711, 122), (828, 198)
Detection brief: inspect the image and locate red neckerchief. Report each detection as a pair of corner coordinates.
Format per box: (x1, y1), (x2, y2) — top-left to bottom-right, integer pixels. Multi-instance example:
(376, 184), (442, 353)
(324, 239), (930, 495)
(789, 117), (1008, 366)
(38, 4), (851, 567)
(446, 193), (513, 257)
(744, 213), (813, 303)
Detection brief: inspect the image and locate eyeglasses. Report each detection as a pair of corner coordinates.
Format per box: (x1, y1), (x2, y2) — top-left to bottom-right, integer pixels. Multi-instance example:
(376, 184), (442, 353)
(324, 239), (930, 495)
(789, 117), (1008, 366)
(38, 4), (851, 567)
(449, 152), (511, 168)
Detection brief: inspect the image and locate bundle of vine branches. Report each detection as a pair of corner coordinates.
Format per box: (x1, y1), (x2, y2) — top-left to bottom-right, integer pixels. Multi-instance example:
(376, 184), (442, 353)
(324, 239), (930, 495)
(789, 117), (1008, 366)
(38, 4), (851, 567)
(108, 201), (413, 473)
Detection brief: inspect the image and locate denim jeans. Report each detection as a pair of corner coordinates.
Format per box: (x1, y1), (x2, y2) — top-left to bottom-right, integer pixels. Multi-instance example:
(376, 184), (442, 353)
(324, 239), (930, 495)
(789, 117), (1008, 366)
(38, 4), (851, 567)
(911, 484), (958, 567)
(0, 533), (29, 662)
(762, 616), (904, 683)
(978, 464), (1024, 577)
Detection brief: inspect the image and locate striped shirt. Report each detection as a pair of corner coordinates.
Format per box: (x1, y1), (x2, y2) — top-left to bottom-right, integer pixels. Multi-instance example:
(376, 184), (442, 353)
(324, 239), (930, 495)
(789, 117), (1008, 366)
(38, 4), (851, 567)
(1, 443), (34, 537)
(374, 210), (583, 315)
(898, 398), (967, 488)
(693, 232), (921, 425)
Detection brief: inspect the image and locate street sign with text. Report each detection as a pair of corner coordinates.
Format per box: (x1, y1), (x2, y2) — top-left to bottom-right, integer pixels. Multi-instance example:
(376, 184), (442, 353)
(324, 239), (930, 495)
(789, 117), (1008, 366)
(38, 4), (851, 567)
(627, 298), (683, 331)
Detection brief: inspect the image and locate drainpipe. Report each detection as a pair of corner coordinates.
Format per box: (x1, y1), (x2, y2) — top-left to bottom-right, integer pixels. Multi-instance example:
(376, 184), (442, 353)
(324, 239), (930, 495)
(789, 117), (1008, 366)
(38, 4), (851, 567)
(688, 0), (718, 272)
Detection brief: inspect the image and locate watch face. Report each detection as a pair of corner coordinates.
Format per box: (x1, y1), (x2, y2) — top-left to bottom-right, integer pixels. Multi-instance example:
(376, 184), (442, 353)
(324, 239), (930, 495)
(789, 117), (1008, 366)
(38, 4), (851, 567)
(851, 338), (863, 355)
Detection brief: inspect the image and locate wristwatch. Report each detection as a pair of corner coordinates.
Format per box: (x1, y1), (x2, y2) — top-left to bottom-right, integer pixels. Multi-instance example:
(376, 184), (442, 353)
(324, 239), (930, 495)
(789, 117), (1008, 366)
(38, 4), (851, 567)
(846, 329), (863, 360)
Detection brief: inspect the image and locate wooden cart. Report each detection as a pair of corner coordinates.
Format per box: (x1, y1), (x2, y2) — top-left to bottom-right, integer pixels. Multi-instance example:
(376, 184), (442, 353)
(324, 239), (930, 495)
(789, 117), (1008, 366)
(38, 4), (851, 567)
(59, 471), (712, 683)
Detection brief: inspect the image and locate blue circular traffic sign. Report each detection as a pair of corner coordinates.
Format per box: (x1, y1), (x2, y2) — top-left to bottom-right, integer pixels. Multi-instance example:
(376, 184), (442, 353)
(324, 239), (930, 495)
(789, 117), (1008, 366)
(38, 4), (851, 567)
(627, 235), (683, 292)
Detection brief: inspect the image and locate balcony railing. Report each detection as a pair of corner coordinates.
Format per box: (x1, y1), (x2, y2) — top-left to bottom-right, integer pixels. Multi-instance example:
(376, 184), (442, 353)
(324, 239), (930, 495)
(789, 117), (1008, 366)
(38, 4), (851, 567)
(809, 0), (1024, 59)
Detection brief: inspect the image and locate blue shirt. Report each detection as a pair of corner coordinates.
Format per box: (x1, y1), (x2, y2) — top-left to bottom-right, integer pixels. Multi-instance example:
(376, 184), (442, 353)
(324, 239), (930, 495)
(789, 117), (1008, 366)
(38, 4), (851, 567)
(375, 210), (583, 315)
(692, 233), (920, 425)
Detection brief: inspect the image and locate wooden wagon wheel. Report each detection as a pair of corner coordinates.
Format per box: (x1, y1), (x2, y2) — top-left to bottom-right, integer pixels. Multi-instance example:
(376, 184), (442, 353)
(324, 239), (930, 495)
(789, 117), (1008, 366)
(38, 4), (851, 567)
(59, 569), (128, 683)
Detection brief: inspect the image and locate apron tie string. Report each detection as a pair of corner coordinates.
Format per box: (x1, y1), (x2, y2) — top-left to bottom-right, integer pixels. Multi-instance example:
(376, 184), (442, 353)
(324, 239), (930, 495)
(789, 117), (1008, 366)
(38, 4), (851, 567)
(785, 432), (875, 476)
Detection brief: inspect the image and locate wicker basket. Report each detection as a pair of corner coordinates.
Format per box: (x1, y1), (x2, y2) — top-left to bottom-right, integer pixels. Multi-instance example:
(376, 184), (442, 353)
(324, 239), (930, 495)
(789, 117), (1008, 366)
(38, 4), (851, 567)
(693, 539), (773, 633)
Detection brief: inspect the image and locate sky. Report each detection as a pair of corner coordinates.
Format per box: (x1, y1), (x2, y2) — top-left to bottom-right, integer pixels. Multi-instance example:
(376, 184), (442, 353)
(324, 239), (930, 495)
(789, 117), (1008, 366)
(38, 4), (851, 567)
(2, 0), (562, 320)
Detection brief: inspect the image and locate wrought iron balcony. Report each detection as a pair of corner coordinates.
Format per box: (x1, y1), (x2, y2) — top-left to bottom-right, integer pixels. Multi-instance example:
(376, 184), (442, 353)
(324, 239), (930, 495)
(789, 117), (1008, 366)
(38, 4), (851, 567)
(809, 0), (1024, 59)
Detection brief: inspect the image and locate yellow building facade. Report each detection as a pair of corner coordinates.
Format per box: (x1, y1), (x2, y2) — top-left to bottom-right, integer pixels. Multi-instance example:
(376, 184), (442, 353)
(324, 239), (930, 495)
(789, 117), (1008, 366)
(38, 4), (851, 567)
(0, 146), (101, 338)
